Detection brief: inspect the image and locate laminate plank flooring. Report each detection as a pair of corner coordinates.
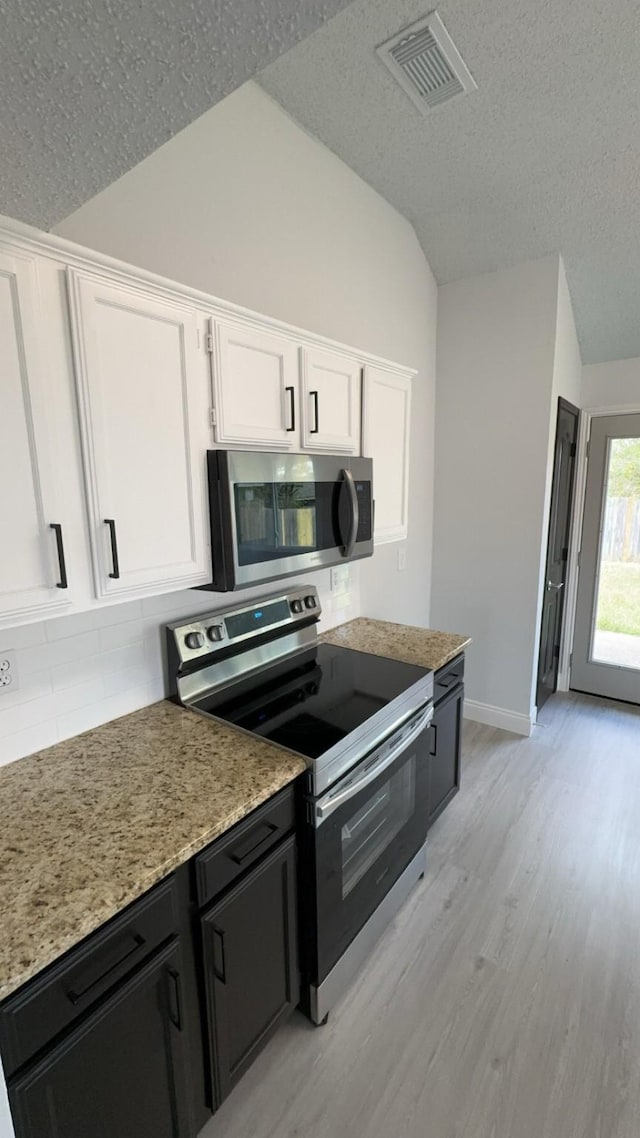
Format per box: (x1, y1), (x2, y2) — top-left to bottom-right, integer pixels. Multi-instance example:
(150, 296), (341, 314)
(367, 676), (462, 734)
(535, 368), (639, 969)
(200, 692), (640, 1138)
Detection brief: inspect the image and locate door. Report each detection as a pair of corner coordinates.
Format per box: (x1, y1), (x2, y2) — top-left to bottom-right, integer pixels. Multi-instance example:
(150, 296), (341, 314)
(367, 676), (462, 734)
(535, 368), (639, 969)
(211, 320), (299, 448)
(537, 399), (580, 709)
(0, 249), (72, 624)
(362, 366), (412, 543)
(201, 836), (299, 1105)
(571, 412), (640, 702)
(308, 704), (432, 985)
(9, 941), (193, 1138)
(67, 270), (209, 599)
(428, 684), (463, 828)
(301, 348), (361, 453)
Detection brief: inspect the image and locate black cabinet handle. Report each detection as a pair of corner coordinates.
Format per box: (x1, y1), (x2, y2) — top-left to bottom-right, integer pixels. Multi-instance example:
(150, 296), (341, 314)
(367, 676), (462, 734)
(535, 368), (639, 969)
(438, 673), (459, 690)
(49, 523), (68, 589)
(65, 932), (145, 1005)
(228, 822), (278, 866)
(167, 968), (183, 1030)
(212, 927), (226, 984)
(429, 723), (438, 757)
(104, 518), (120, 579)
(285, 386), (296, 432)
(310, 390), (319, 434)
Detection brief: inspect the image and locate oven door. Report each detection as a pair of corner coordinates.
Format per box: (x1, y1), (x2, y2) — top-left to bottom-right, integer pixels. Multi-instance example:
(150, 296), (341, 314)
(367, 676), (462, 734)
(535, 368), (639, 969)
(305, 703), (433, 986)
(206, 450), (373, 590)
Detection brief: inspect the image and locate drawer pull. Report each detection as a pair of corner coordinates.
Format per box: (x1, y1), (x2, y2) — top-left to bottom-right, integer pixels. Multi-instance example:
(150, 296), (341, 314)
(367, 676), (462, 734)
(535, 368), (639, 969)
(212, 927), (226, 984)
(438, 673), (460, 690)
(65, 931), (145, 1005)
(429, 723), (438, 757)
(229, 822), (278, 866)
(167, 968), (183, 1030)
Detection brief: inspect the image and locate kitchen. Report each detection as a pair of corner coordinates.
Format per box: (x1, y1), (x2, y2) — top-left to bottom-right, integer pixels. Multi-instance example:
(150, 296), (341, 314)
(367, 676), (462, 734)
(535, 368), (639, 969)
(2, 3), (640, 1136)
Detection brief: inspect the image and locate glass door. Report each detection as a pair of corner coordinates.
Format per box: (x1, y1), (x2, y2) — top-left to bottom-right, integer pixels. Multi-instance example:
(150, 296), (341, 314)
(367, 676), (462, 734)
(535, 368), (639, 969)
(572, 413), (640, 702)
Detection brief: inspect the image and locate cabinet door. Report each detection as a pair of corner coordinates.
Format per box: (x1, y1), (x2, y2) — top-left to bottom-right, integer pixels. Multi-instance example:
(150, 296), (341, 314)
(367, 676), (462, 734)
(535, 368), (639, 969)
(67, 270), (209, 599)
(0, 250), (73, 624)
(211, 320), (299, 448)
(362, 366), (412, 543)
(202, 836), (299, 1105)
(9, 941), (193, 1138)
(301, 348), (361, 453)
(428, 685), (463, 828)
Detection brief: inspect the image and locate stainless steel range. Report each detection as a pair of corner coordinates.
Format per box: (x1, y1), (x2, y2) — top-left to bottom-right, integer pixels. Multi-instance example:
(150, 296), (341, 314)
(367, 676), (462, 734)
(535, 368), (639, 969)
(166, 585), (434, 1023)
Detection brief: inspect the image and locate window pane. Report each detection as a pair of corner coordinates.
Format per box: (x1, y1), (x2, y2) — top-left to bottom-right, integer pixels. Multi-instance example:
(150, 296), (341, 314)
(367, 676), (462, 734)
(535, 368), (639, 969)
(592, 438), (640, 669)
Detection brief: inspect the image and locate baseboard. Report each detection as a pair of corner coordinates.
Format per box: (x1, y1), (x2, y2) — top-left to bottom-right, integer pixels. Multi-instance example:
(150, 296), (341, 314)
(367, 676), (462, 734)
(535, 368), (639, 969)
(463, 698), (533, 737)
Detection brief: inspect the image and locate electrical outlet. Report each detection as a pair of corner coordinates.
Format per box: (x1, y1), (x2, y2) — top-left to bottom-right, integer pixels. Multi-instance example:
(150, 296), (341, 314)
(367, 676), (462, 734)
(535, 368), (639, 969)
(331, 566), (350, 593)
(0, 650), (18, 693)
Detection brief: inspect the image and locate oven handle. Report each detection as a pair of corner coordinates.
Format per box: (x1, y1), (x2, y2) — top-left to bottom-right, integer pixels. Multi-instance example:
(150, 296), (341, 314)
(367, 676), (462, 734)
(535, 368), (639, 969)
(340, 469), (359, 558)
(313, 703), (434, 827)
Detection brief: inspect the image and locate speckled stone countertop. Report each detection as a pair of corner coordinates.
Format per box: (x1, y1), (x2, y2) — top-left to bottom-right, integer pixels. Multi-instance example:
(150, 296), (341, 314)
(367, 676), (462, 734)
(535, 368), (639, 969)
(0, 701), (305, 1002)
(321, 618), (471, 673)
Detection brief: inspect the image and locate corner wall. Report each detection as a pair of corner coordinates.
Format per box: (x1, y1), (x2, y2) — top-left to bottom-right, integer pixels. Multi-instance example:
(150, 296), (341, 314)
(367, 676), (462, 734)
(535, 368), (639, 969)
(582, 357), (640, 409)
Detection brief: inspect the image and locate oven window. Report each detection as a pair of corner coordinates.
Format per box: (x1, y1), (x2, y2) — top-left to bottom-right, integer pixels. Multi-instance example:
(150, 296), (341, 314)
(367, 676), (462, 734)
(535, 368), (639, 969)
(341, 757), (416, 899)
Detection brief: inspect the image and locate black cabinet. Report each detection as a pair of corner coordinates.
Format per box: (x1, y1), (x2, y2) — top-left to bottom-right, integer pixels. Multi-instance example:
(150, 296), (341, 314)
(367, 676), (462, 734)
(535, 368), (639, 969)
(428, 657), (464, 828)
(9, 941), (193, 1138)
(201, 834), (299, 1104)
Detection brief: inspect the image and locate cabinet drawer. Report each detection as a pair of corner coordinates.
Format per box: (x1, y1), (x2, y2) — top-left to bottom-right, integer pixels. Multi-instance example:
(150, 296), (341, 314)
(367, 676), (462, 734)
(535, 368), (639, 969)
(195, 786), (295, 909)
(434, 654), (465, 703)
(0, 877), (178, 1078)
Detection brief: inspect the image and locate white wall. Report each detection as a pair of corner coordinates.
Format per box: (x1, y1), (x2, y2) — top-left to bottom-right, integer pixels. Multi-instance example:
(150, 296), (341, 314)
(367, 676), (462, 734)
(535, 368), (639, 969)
(55, 81), (438, 629)
(431, 255), (575, 734)
(582, 356), (640, 408)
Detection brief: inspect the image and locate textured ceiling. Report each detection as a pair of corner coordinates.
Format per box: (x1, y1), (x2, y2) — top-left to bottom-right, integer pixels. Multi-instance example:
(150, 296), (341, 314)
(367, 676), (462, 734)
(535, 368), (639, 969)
(0, 0), (356, 231)
(259, 0), (640, 364)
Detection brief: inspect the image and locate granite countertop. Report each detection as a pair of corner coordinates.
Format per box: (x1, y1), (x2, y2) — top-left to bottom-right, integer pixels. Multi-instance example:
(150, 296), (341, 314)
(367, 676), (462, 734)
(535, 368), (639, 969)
(0, 701), (305, 1001)
(321, 617), (471, 673)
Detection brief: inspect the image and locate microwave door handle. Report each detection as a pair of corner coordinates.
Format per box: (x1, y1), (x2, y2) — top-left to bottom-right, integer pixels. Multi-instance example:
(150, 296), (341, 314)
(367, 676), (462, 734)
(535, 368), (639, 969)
(340, 469), (359, 558)
(313, 704), (434, 827)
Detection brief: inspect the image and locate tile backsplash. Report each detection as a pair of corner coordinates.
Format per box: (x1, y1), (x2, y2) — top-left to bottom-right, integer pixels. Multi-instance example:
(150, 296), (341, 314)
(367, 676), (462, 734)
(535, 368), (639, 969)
(0, 569), (359, 768)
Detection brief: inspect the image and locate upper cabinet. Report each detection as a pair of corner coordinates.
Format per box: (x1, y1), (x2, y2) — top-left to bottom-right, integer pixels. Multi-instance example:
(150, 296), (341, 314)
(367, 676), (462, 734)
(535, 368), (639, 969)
(67, 270), (210, 599)
(0, 250), (74, 625)
(210, 320), (299, 449)
(300, 348), (361, 454)
(363, 366), (412, 544)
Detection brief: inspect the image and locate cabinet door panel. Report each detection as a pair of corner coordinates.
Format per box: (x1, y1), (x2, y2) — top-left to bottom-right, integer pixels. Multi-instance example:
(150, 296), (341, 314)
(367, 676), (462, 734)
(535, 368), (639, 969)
(0, 250), (71, 622)
(212, 321), (298, 447)
(428, 685), (463, 828)
(301, 348), (361, 453)
(9, 942), (193, 1138)
(68, 271), (209, 598)
(363, 366), (412, 543)
(202, 836), (299, 1104)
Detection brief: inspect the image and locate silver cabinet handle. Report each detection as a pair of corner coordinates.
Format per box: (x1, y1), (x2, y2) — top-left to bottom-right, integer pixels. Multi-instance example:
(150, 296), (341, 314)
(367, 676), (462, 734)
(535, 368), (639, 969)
(313, 704), (434, 826)
(547, 580), (564, 590)
(341, 469), (359, 558)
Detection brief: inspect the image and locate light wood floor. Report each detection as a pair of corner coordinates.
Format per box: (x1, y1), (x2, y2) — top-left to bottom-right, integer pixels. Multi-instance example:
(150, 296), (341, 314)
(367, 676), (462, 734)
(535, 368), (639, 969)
(201, 692), (640, 1138)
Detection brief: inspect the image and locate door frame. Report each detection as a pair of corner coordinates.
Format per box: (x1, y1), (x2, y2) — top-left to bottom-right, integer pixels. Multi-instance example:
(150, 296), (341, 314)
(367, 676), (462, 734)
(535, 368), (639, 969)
(559, 402), (640, 691)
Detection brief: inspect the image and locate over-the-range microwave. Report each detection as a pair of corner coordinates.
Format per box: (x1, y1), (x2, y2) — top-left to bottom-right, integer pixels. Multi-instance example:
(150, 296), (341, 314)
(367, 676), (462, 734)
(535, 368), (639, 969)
(201, 450), (374, 592)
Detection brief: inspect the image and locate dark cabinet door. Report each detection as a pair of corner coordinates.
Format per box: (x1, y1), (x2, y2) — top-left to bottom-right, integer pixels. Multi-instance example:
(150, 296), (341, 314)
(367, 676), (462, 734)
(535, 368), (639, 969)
(10, 941), (193, 1138)
(202, 835), (299, 1105)
(428, 685), (463, 828)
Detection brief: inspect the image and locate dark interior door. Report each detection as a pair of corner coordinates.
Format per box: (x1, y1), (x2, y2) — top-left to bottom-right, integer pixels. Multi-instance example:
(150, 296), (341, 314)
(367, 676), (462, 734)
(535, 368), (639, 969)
(537, 397), (580, 710)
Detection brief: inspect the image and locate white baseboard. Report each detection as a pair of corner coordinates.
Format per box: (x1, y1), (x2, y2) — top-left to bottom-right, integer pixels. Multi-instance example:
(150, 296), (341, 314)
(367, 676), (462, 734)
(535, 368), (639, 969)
(463, 698), (533, 737)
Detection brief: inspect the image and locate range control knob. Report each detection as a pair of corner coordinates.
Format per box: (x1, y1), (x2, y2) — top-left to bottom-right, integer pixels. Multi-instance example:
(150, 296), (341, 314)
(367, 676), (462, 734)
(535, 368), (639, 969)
(185, 631), (204, 650)
(207, 624), (225, 642)
(304, 595), (317, 610)
(291, 598), (304, 614)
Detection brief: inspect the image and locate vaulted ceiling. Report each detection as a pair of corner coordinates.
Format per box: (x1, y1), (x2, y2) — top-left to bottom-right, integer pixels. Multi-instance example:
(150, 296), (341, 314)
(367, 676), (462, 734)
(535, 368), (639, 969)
(259, 0), (640, 364)
(0, 0), (356, 231)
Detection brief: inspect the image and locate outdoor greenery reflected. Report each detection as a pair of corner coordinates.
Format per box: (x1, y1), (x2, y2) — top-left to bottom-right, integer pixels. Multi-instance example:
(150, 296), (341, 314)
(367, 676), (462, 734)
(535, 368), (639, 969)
(594, 438), (640, 666)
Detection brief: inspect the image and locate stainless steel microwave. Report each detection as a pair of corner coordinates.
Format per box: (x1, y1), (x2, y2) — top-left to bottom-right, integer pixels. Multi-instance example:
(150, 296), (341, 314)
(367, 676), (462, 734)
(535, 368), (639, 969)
(202, 451), (374, 591)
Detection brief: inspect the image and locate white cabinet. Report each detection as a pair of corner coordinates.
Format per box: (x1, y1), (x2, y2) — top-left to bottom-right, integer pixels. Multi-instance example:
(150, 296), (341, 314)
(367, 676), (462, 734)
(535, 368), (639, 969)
(0, 249), (73, 625)
(211, 320), (299, 448)
(301, 348), (361, 454)
(363, 366), (412, 543)
(67, 270), (210, 599)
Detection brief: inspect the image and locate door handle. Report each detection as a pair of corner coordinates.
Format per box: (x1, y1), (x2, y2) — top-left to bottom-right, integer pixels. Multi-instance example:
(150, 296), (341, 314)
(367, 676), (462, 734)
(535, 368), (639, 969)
(429, 723), (438, 757)
(104, 518), (120, 579)
(340, 469), (359, 558)
(310, 390), (319, 434)
(49, 523), (68, 589)
(212, 927), (226, 983)
(166, 968), (183, 1031)
(547, 580), (564, 591)
(285, 386), (296, 432)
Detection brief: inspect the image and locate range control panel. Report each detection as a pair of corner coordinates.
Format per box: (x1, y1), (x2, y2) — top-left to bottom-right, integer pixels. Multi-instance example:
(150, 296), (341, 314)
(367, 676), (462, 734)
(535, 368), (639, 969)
(167, 585), (321, 667)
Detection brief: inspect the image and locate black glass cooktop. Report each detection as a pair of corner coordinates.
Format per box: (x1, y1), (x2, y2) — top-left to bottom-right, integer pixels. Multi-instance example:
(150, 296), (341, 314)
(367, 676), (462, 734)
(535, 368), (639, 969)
(194, 643), (429, 761)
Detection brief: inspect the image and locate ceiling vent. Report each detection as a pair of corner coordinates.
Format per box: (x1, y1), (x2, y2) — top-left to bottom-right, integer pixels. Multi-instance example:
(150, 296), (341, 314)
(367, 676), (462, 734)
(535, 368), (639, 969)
(376, 11), (476, 114)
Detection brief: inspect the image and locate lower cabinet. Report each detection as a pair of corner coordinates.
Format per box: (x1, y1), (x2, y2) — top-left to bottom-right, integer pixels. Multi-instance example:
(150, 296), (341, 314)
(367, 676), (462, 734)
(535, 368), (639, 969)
(9, 941), (192, 1138)
(428, 666), (464, 829)
(201, 834), (299, 1105)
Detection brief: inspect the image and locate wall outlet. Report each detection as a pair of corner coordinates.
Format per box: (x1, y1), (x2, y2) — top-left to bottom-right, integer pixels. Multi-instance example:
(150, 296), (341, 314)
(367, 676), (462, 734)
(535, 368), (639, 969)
(397, 547), (407, 572)
(331, 566), (351, 593)
(0, 650), (18, 693)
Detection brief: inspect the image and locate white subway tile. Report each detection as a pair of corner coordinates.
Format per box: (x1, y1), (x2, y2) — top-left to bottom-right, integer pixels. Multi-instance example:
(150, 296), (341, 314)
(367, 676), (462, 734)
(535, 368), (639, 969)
(19, 631), (101, 675)
(44, 610), (103, 642)
(0, 669), (51, 709)
(0, 693), (57, 735)
(102, 663), (149, 698)
(56, 702), (110, 744)
(100, 642), (146, 677)
(99, 620), (144, 653)
(51, 678), (105, 715)
(0, 622), (47, 651)
(92, 600), (144, 628)
(51, 654), (104, 692)
(0, 721), (57, 767)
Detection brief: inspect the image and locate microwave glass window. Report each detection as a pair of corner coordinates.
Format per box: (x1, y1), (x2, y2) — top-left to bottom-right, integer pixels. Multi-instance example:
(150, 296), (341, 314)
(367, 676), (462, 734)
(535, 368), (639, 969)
(341, 756), (416, 899)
